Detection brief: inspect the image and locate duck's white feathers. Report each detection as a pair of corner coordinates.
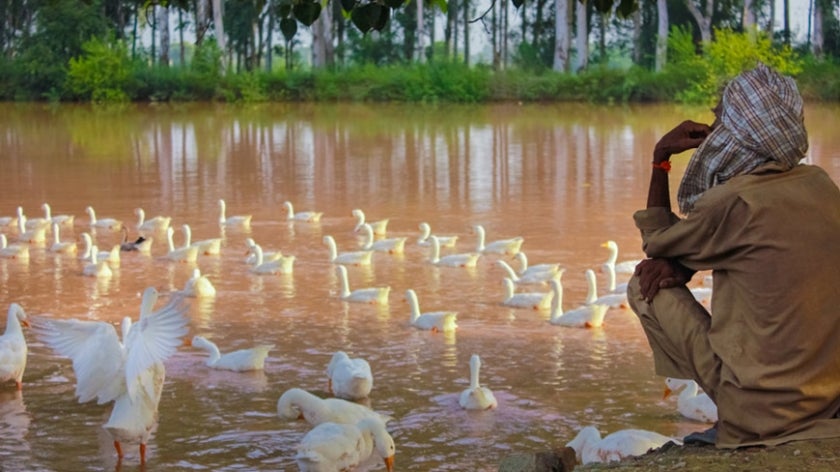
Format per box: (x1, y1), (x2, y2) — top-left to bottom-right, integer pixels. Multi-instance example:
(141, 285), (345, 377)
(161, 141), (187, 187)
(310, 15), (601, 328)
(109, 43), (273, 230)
(335, 265), (390, 304)
(295, 417), (395, 472)
(277, 388), (391, 426)
(360, 223), (407, 254)
(405, 289), (457, 332)
(502, 277), (555, 310)
(189, 335), (273, 371)
(548, 275), (609, 328)
(664, 377), (718, 423)
(459, 354), (497, 410)
(473, 224), (523, 256)
(428, 235), (480, 268)
(352, 209), (388, 236)
(417, 222), (458, 248)
(0, 303), (29, 389)
(327, 351), (373, 400)
(283, 201), (323, 222)
(324, 235), (373, 266)
(566, 425), (680, 465)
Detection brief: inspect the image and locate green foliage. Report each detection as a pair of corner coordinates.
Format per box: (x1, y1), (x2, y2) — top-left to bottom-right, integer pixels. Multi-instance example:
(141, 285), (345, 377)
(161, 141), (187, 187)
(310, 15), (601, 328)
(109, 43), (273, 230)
(796, 57), (840, 101)
(188, 41), (224, 99)
(671, 28), (803, 103)
(67, 37), (132, 102)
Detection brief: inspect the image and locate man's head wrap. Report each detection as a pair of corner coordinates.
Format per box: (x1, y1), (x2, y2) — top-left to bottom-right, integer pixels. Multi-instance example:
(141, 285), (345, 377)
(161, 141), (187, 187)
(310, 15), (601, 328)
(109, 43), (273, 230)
(676, 63), (809, 214)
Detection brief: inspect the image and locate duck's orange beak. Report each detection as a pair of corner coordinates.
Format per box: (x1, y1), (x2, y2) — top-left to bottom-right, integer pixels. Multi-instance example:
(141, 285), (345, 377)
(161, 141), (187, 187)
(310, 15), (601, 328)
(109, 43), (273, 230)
(182, 337), (192, 347)
(384, 455), (394, 472)
(663, 387), (673, 400)
(21, 320), (30, 328)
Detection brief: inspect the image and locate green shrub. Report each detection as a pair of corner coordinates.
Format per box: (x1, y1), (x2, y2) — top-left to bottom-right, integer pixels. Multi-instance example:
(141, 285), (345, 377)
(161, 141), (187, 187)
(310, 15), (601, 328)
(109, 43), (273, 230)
(66, 37), (131, 102)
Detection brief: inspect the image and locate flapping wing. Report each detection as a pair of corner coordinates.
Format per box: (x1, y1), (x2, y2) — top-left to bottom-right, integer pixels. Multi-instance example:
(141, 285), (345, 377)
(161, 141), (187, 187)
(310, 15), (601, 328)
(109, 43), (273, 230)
(35, 318), (126, 404)
(124, 295), (189, 398)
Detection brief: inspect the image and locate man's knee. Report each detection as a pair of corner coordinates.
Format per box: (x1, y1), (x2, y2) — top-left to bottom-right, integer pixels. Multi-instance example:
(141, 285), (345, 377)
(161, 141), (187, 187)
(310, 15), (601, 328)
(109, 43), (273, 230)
(626, 275), (645, 315)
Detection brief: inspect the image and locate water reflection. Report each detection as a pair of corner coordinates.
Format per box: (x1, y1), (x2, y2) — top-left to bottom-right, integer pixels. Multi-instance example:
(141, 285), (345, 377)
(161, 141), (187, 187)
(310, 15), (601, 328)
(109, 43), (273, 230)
(1, 102), (838, 471)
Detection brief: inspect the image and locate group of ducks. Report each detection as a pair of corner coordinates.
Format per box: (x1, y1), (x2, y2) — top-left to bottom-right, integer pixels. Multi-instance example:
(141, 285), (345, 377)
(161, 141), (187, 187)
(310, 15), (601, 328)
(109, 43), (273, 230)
(0, 199), (718, 470)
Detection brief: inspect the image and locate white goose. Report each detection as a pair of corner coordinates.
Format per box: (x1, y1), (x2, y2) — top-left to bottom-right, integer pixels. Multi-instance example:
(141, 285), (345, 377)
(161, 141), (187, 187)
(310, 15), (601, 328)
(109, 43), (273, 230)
(587, 266), (627, 309)
(182, 223), (222, 256)
(515, 252), (563, 278)
(327, 351), (373, 400)
(277, 388), (392, 426)
(165, 226), (199, 263)
(428, 235), (480, 268)
(0, 207), (20, 229)
(360, 223), (407, 254)
(16, 212), (47, 244)
(335, 265), (390, 304)
(417, 222), (458, 248)
(502, 277), (554, 310)
(473, 224), (523, 256)
(85, 205), (122, 231)
(603, 258), (629, 295)
(283, 201), (323, 223)
(324, 235), (373, 266)
(548, 275), (609, 328)
(601, 240), (643, 275)
(186, 335), (273, 371)
(497, 259), (563, 285)
(244, 237), (282, 265)
(405, 288), (458, 332)
(459, 354), (497, 410)
(82, 244), (113, 278)
(664, 377), (718, 423)
(0, 303), (29, 390)
(566, 425), (680, 465)
(352, 208), (389, 236)
(182, 268), (216, 298)
(22, 205), (51, 231)
(43, 203), (75, 227)
(295, 417), (395, 472)
(0, 234), (29, 260)
(80, 233), (120, 265)
(48, 222), (78, 255)
(218, 199), (252, 229)
(134, 208), (171, 235)
(37, 289), (189, 465)
(250, 244), (295, 275)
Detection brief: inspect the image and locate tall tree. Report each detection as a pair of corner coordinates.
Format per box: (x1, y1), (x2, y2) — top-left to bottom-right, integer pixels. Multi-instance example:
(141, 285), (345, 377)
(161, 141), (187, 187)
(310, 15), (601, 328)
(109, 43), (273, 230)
(575, 0), (588, 71)
(158, 4), (170, 67)
(655, 0), (667, 71)
(416, 0), (425, 62)
(684, 0), (714, 44)
(553, 0), (570, 71)
(212, 0), (227, 71)
(312, 0), (334, 66)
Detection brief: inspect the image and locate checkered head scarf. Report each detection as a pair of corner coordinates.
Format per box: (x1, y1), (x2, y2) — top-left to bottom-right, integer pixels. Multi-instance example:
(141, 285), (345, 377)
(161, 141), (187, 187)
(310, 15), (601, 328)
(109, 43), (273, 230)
(677, 63), (809, 214)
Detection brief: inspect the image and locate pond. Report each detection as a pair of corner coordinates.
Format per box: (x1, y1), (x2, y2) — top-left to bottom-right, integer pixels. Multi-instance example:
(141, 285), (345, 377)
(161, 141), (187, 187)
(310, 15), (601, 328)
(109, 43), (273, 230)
(1, 101), (838, 471)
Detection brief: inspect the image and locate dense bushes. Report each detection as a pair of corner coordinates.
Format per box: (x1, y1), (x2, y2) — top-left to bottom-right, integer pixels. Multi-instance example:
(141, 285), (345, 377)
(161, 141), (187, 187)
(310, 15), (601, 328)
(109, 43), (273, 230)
(2, 29), (838, 104)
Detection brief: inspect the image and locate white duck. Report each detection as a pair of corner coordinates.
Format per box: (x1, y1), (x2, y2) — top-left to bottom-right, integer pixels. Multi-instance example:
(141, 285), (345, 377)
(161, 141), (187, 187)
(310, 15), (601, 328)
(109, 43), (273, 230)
(327, 351), (373, 400)
(405, 288), (458, 332)
(548, 276), (609, 328)
(283, 201), (323, 223)
(0, 207), (20, 228)
(295, 417), (395, 472)
(182, 223), (222, 256)
(428, 235), (480, 268)
(182, 268), (216, 297)
(16, 212), (47, 244)
(603, 258), (629, 295)
(186, 335), (273, 371)
(335, 265), (390, 304)
(134, 208), (171, 235)
(566, 425), (680, 465)
(459, 354), (497, 410)
(250, 244), (295, 274)
(586, 267), (627, 309)
(0, 303), (29, 390)
(497, 259), (563, 285)
(502, 277), (554, 310)
(83, 244), (113, 278)
(324, 235), (373, 266)
(664, 377), (718, 423)
(473, 224), (523, 256)
(515, 252), (563, 278)
(601, 240), (643, 275)
(80, 232), (120, 265)
(85, 205), (122, 231)
(48, 222), (78, 255)
(165, 226), (199, 263)
(277, 388), (391, 426)
(218, 199), (252, 229)
(37, 289), (189, 465)
(360, 223), (407, 254)
(22, 205), (51, 231)
(42, 202), (75, 227)
(417, 222), (458, 248)
(244, 237), (283, 265)
(352, 208), (389, 236)
(0, 234), (29, 260)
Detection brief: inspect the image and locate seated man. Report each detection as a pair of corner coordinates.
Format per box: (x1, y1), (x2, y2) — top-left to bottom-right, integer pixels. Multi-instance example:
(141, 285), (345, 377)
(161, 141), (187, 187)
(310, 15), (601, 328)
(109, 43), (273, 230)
(628, 63), (840, 448)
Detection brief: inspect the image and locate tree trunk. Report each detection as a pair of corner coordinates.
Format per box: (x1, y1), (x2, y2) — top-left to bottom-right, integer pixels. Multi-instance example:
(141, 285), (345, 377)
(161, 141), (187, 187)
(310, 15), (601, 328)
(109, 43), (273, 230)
(553, 0), (570, 72)
(212, 0), (227, 72)
(574, 0), (588, 72)
(656, 0), (667, 71)
(158, 4), (169, 66)
(463, 0), (470, 65)
(196, 0), (209, 45)
(684, 0), (713, 44)
(416, 0), (425, 62)
(631, 8), (642, 65)
(179, 8), (185, 66)
(743, 0), (756, 29)
(783, 0), (790, 45)
(811, 0), (823, 56)
(266, 2), (274, 71)
(312, 3), (334, 67)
